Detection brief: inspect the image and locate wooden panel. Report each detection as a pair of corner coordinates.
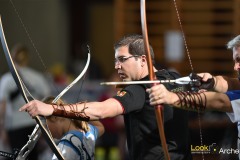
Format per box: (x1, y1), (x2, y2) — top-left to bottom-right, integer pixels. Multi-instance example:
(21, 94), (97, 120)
(150, 36), (229, 47)
(133, 25), (233, 36)
(187, 49), (233, 60)
(127, 1), (233, 11)
(125, 12), (233, 24)
(182, 25), (233, 35)
(182, 12), (233, 23)
(169, 61), (233, 76)
(114, 0), (236, 76)
(183, 1), (233, 10)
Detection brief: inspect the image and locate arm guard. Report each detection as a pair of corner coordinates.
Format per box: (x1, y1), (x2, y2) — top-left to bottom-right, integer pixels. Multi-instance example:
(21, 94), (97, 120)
(51, 102), (90, 121)
(175, 91), (206, 112)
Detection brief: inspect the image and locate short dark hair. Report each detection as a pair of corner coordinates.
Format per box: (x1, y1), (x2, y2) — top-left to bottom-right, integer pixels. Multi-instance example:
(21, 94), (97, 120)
(114, 34), (155, 64)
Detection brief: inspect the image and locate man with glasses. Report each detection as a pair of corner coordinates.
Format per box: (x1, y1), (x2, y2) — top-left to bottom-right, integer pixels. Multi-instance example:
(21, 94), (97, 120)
(147, 35), (240, 159)
(19, 34), (192, 160)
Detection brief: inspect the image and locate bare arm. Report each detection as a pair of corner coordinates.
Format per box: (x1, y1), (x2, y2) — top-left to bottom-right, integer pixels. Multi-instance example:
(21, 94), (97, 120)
(205, 91), (232, 112)
(198, 73), (240, 92)
(222, 76), (240, 91)
(19, 98), (124, 121)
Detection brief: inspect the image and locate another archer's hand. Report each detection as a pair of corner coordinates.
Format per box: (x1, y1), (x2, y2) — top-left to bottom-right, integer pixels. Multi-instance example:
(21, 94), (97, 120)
(146, 84), (179, 106)
(197, 73), (215, 90)
(19, 100), (53, 117)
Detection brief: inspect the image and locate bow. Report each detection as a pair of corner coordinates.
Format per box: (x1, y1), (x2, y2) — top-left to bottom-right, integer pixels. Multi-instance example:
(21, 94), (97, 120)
(0, 16), (64, 160)
(15, 49), (91, 160)
(140, 0), (170, 159)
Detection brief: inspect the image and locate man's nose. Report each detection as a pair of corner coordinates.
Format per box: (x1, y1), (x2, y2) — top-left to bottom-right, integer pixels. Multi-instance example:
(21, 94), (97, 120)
(234, 63), (240, 71)
(115, 62), (121, 69)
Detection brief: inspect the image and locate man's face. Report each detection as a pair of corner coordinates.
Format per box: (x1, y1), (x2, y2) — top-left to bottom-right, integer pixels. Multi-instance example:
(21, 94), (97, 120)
(232, 46), (240, 79)
(114, 46), (143, 81)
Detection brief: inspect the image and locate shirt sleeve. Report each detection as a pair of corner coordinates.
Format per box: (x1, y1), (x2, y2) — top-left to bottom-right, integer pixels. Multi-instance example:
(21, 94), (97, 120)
(113, 84), (146, 114)
(53, 141), (80, 160)
(226, 90), (240, 122)
(87, 124), (99, 140)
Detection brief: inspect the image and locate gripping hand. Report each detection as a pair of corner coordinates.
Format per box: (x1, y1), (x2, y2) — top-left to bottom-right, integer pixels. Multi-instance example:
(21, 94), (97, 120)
(189, 72), (215, 91)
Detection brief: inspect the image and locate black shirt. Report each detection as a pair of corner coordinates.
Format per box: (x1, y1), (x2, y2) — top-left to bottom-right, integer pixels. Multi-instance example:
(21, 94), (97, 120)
(113, 70), (192, 160)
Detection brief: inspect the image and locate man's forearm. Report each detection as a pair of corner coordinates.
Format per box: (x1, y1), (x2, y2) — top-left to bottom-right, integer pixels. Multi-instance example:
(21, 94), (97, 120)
(222, 76), (240, 91)
(212, 76), (240, 92)
(213, 76), (229, 93)
(206, 92), (233, 112)
(52, 98), (123, 121)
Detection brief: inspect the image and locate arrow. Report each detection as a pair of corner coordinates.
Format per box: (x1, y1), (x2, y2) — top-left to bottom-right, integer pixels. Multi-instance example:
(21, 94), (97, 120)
(100, 76), (197, 86)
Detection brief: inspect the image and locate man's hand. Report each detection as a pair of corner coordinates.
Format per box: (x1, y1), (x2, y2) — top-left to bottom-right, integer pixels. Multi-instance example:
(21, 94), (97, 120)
(146, 84), (179, 106)
(19, 100), (53, 117)
(197, 73), (215, 90)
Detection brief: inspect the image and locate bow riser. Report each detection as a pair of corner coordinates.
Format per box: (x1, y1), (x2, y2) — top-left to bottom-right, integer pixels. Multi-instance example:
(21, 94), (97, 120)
(140, 1), (170, 159)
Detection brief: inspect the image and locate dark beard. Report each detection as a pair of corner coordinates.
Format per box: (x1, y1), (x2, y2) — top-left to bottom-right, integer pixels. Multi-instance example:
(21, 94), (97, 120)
(238, 71), (240, 80)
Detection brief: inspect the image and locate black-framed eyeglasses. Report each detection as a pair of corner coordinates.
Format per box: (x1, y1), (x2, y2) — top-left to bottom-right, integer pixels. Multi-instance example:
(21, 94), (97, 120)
(115, 55), (140, 64)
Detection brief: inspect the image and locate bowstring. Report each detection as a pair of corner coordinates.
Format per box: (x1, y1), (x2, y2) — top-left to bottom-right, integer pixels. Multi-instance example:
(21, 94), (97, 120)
(172, 0), (194, 72)
(59, 45), (90, 154)
(76, 45), (90, 102)
(20, 78), (35, 100)
(172, 0), (204, 159)
(8, 0), (60, 94)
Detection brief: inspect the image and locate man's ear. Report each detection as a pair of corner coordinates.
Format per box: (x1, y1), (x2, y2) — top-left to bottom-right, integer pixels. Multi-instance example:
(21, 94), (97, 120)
(141, 55), (147, 66)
